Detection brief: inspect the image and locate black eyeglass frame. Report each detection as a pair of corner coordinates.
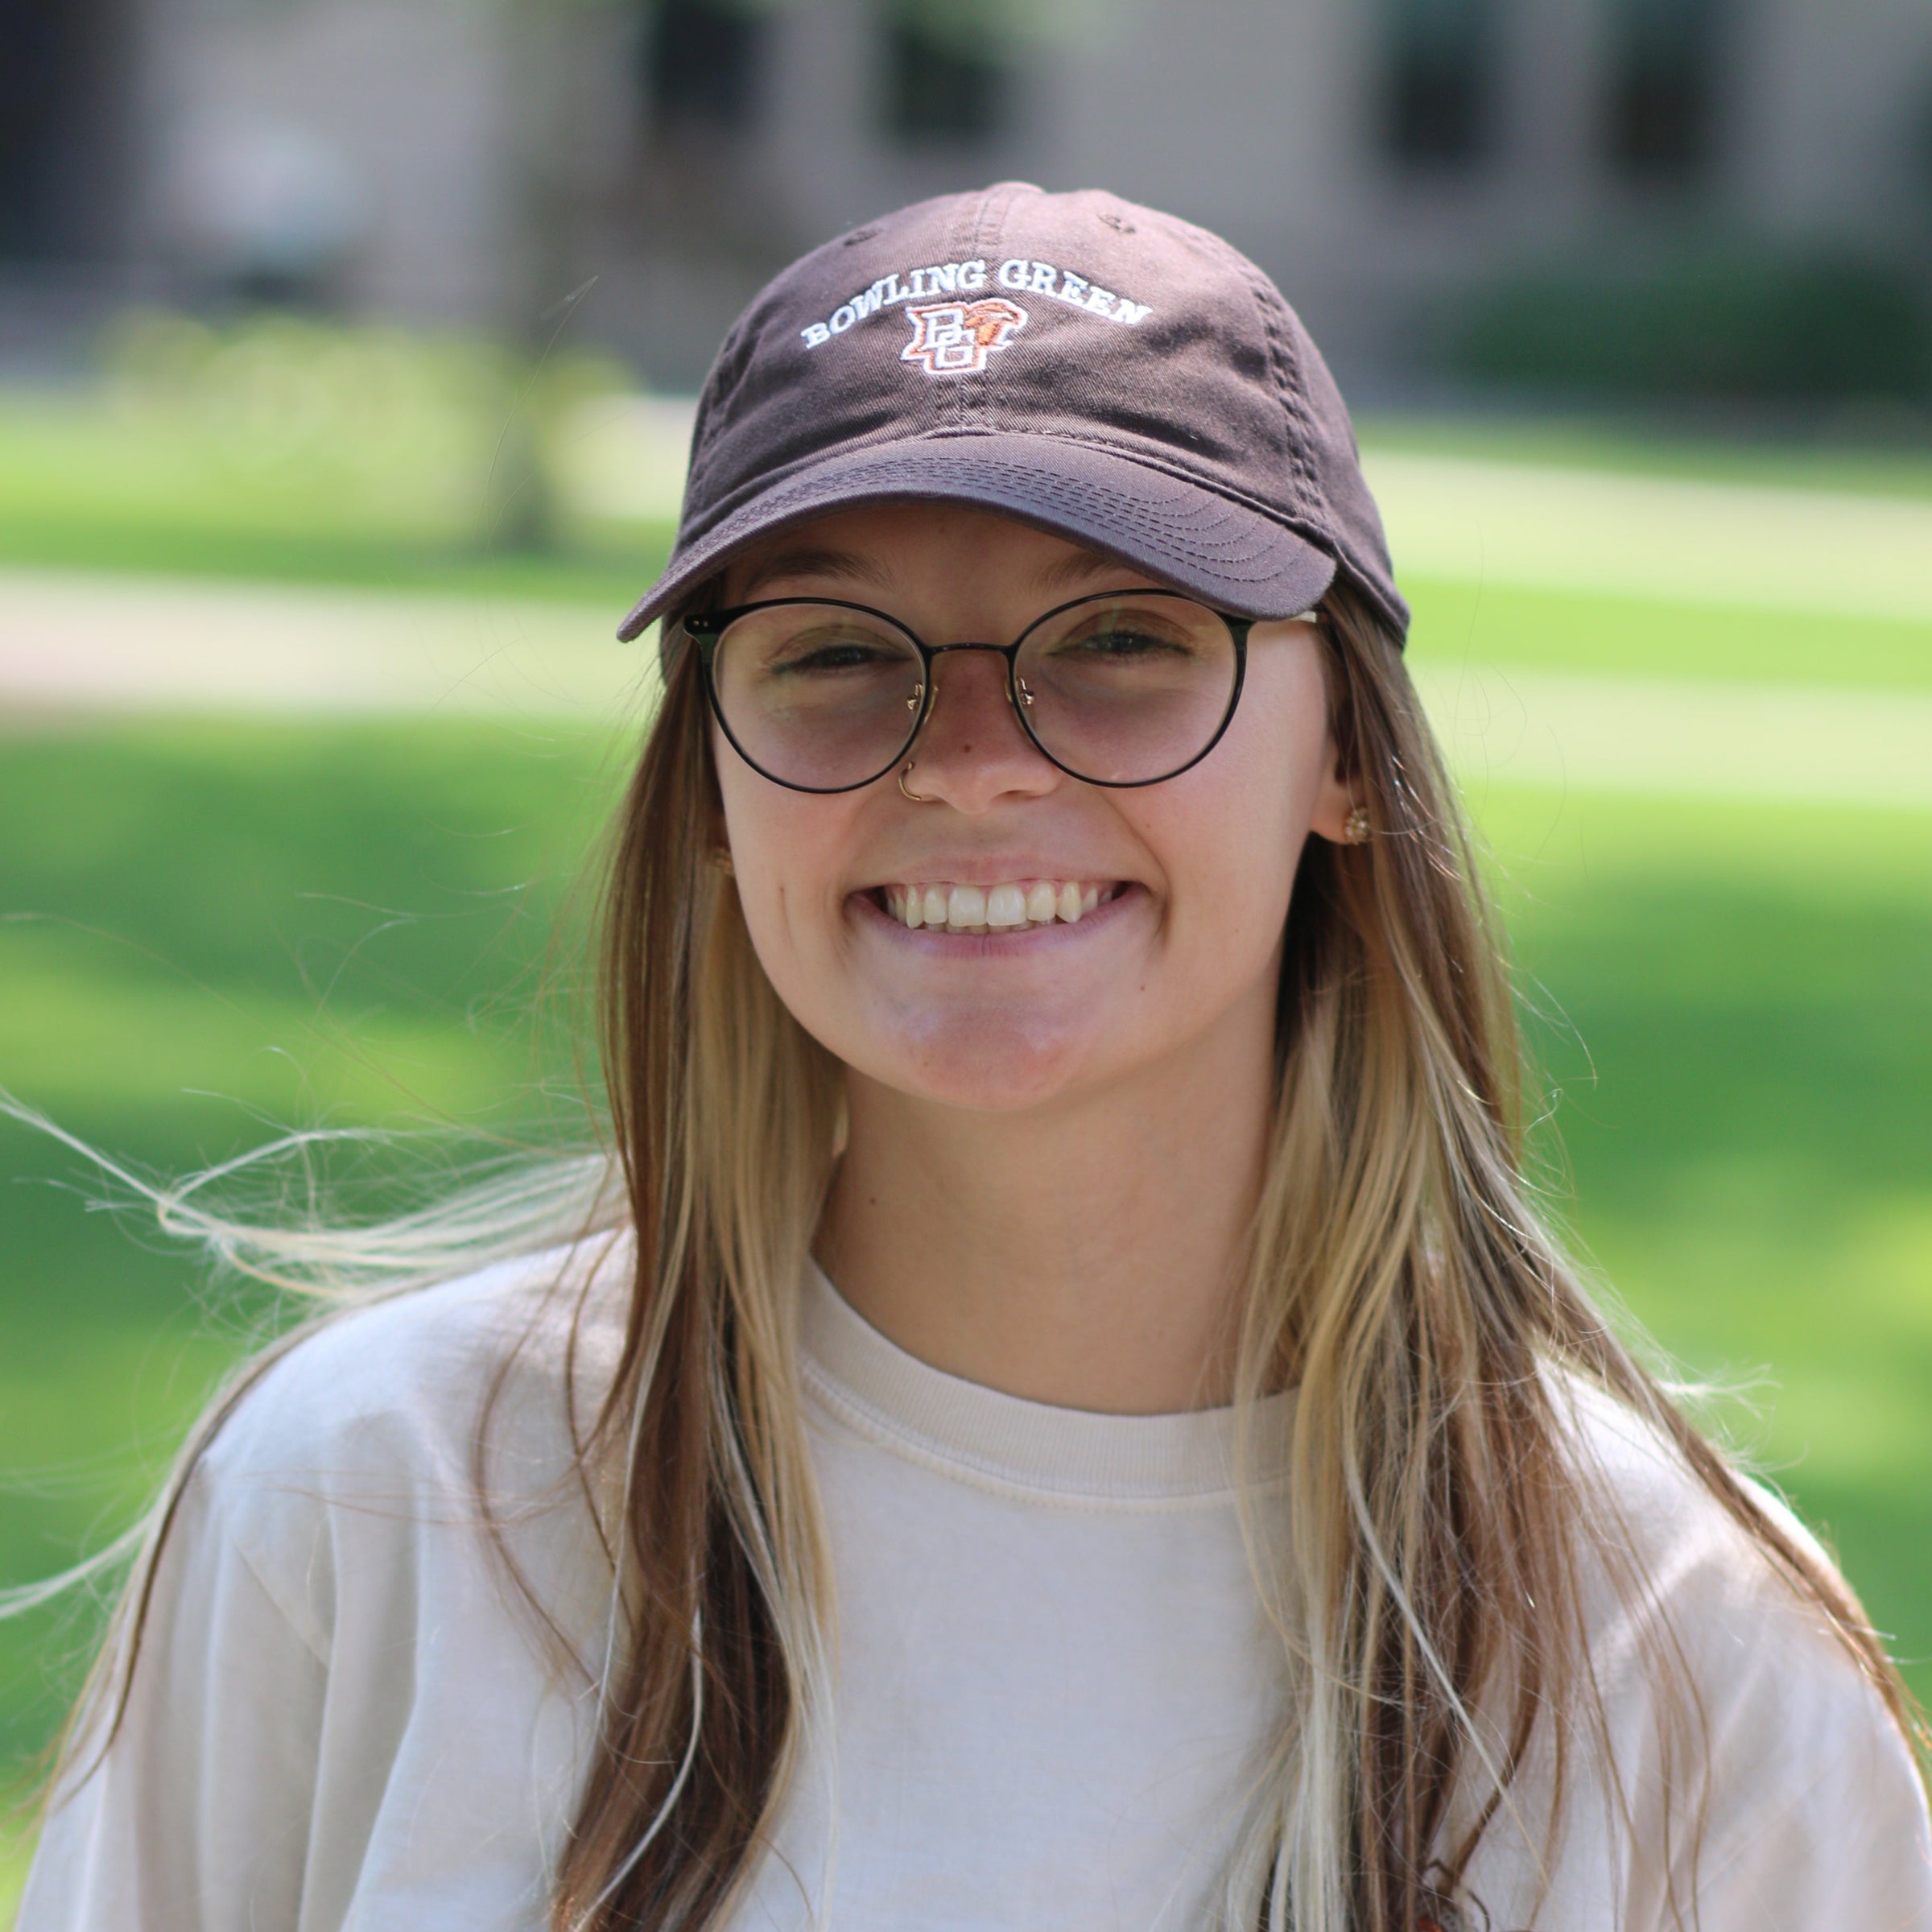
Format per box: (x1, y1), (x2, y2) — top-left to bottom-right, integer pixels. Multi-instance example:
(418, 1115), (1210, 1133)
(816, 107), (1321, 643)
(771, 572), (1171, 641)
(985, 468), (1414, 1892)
(681, 588), (1257, 795)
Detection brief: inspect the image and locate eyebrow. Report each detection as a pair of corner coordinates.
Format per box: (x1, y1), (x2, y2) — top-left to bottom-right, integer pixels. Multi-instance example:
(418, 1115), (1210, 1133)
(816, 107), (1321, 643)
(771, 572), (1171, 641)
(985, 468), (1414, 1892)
(1029, 545), (1155, 596)
(730, 535), (1155, 604)
(733, 545), (895, 599)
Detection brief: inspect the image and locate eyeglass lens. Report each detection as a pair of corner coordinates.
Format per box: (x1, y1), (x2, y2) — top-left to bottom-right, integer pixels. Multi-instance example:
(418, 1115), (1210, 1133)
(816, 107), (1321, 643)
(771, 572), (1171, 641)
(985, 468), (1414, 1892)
(705, 595), (1241, 791)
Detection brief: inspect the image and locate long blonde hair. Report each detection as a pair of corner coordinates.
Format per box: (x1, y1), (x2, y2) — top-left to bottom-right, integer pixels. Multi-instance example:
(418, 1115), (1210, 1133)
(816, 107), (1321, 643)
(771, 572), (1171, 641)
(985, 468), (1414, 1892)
(555, 581), (1922, 1930)
(23, 579), (1922, 1931)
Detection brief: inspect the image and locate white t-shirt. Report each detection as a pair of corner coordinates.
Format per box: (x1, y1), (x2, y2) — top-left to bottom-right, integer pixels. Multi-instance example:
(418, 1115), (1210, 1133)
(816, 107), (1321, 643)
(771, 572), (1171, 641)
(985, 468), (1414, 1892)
(19, 1245), (1932, 1931)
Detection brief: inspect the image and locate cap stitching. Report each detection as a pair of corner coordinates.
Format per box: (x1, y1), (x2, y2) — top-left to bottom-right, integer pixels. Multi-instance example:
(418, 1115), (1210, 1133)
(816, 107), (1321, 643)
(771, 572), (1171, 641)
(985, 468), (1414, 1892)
(943, 196), (985, 436)
(673, 426), (1333, 560)
(617, 436), (1343, 640)
(1239, 260), (1323, 518)
(1172, 231), (1409, 637)
(686, 484), (1298, 575)
(642, 494), (1297, 613)
(638, 188), (1410, 644)
(976, 427), (1344, 564)
(963, 181), (1024, 436)
(1246, 283), (1411, 637)
(1124, 208), (1321, 524)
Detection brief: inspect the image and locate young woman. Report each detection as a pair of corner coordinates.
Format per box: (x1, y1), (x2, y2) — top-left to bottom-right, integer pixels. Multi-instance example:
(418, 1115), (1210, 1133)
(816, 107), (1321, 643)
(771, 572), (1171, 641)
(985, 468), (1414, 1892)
(16, 184), (1931, 1932)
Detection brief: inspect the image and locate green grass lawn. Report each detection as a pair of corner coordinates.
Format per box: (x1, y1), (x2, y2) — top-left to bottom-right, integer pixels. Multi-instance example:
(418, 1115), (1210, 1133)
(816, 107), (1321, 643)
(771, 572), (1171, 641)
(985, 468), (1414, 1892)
(1360, 411), (1932, 499)
(0, 1828), (27, 1926)
(1405, 576), (1932, 691)
(0, 717), (631, 1796)
(1484, 787), (1932, 1671)
(1, 382), (1929, 1889)
(0, 382), (663, 605)
(2, 708), (1927, 1788)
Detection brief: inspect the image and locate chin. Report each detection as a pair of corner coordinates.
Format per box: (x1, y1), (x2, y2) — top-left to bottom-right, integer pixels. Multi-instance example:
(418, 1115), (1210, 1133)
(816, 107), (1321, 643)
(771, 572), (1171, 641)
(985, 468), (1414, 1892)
(846, 1004), (1108, 1114)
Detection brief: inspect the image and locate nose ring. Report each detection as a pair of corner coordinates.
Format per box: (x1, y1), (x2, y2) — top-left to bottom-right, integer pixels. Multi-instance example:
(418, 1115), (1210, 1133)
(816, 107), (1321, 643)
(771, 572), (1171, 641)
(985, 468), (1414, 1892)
(898, 762), (933, 803)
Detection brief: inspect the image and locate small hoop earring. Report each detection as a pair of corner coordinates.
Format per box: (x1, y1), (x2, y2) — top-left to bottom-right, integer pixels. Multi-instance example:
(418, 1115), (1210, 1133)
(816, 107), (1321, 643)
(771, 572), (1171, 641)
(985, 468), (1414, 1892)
(898, 762), (932, 803)
(1343, 805), (1372, 845)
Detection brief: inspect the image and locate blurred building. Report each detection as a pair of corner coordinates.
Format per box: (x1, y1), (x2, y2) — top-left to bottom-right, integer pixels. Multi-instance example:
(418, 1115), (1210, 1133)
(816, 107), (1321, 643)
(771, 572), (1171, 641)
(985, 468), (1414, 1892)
(6, 0), (1932, 389)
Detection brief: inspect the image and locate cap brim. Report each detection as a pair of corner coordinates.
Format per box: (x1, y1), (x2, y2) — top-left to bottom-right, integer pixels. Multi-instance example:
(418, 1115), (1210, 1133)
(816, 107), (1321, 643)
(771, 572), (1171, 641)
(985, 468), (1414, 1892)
(615, 433), (1339, 642)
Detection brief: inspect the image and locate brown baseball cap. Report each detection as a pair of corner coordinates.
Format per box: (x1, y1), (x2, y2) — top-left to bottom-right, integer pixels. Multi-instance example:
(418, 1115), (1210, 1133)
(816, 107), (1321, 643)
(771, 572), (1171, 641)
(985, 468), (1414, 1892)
(617, 181), (1407, 645)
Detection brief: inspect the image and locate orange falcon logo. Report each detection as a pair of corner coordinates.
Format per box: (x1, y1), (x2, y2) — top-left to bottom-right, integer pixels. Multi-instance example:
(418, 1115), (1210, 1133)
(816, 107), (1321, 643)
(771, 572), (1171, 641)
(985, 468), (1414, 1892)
(900, 298), (1029, 376)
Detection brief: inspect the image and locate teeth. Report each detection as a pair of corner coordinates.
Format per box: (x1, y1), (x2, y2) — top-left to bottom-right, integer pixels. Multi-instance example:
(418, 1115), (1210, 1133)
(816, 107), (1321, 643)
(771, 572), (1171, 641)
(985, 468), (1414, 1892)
(985, 883), (1027, 928)
(884, 879), (1119, 934)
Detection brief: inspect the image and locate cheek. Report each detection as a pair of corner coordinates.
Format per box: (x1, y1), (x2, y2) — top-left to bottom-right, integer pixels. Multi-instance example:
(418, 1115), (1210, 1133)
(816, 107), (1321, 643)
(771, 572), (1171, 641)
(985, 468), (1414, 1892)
(1138, 654), (1331, 967)
(714, 741), (865, 995)
(1142, 789), (1298, 1009)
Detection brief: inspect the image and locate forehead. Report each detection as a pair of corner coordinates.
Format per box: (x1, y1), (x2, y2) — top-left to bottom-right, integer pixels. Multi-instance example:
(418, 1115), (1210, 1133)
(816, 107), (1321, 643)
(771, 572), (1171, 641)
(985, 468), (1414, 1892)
(722, 502), (1168, 603)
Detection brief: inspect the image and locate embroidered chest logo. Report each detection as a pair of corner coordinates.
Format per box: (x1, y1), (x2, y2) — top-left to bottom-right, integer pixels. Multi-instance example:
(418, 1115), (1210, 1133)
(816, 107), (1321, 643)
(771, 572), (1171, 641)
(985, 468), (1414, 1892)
(900, 297), (1029, 377)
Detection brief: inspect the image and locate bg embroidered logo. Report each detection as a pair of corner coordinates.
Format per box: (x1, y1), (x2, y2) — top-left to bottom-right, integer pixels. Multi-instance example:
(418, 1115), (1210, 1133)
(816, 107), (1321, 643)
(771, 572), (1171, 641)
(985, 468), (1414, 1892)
(900, 298), (1029, 376)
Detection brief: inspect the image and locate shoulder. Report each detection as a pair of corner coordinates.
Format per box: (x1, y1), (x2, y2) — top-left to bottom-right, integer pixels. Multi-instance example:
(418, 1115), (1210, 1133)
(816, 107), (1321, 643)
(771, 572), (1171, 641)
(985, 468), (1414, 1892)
(1553, 1373), (1847, 1661)
(182, 1234), (632, 1642)
(1547, 1373), (1931, 1911)
(202, 1232), (630, 1495)
(1551, 1372), (1876, 1710)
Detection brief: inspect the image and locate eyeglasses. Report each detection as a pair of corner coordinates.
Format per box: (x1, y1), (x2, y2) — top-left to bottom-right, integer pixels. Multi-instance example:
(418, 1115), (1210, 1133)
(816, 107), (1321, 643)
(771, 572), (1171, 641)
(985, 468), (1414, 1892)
(683, 589), (1265, 794)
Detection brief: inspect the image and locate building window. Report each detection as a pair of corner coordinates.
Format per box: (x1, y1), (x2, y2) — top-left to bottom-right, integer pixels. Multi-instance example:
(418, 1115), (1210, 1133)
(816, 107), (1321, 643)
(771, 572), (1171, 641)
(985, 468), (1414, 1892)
(1604, 0), (1726, 180)
(645, 0), (768, 130)
(879, 8), (1009, 143)
(1382, 0), (1501, 170)
(0, 0), (118, 258)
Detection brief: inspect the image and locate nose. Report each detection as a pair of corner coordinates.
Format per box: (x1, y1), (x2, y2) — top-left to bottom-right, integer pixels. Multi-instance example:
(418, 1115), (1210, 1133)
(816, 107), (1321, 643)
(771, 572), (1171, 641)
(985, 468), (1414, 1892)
(903, 646), (1059, 813)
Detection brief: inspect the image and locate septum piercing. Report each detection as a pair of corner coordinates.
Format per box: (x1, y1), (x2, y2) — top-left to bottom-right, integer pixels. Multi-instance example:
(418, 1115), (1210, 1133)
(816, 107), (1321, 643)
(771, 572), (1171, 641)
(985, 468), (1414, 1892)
(898, 762), (934, 803)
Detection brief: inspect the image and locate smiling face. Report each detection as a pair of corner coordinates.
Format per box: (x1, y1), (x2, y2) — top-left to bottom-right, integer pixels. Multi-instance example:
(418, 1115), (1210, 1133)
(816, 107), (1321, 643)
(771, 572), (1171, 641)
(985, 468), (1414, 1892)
(709, 502), (1354, 1117)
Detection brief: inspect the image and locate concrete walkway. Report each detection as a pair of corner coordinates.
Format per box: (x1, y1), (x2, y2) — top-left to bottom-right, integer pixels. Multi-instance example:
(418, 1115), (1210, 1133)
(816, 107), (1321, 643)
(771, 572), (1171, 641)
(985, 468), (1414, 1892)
(0, 569), (654, 722)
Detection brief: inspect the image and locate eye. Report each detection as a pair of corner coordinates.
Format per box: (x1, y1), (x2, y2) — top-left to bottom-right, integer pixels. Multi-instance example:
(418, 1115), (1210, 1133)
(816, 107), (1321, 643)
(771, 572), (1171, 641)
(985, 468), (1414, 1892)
(779, 640), (892, 672)
(763, 630), (908, 676)
(1050, 621), (1192, 660)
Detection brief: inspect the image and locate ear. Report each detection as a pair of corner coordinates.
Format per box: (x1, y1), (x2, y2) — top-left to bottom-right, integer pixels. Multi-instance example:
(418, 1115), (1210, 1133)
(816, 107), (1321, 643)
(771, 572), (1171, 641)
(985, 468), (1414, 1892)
(1307, 734), (1359, 846)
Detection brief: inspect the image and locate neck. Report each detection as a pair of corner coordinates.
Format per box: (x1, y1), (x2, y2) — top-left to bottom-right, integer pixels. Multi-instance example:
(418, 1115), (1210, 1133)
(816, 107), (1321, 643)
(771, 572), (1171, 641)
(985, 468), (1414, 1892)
(816, 1005), (1276, 1415)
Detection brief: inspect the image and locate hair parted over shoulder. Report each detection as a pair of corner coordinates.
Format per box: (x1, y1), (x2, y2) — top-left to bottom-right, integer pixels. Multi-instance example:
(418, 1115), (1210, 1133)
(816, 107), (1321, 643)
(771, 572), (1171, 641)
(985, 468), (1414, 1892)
(18, 571), (1924, 1932)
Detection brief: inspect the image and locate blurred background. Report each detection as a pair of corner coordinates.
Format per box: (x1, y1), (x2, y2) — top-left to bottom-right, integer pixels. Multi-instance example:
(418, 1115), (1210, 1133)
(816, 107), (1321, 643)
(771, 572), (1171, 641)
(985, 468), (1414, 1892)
(2, 0), (1930, 1905)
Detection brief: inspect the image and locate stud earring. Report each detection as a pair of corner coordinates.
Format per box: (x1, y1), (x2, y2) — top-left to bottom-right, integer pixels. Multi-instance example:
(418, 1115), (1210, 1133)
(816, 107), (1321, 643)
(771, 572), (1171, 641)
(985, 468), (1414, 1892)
(1343, 805), (1372, 845)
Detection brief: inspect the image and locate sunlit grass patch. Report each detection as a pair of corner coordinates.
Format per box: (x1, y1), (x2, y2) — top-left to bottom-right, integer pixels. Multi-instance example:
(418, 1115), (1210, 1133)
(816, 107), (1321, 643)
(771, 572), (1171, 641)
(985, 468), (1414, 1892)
(1477, 784), (1932, 1687)
(1406, 576), (1932, 691)
(0, 312), (671, 600)
(1359, 415), (1932, 500)
(0, 1823), (31, 1931)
